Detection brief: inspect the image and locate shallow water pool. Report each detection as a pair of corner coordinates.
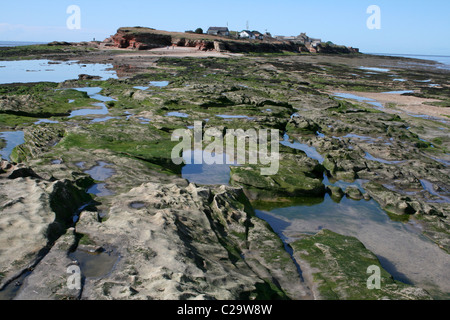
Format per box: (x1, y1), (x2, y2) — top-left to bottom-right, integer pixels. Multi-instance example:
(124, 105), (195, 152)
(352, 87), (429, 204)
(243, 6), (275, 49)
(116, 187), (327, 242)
(0, 60), (117, 84)
(0, 131), (25, 161)
(255, 193), (450, 297)
(181, 149), (238, 185)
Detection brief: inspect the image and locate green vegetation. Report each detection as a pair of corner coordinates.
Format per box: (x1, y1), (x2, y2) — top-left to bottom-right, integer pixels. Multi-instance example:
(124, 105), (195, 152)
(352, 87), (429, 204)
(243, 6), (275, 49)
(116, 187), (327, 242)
(0, 82), (95, 118)
(432, 137), (443, 145)
(230, 149), (325, 200)
(291, 229), (431, 300)
(0, 44), (96, 60)
(242, 281), (289, 300)
(58, 122), (182, 174)
(0, 82), (58, 95)
(76, 233), (96, 246)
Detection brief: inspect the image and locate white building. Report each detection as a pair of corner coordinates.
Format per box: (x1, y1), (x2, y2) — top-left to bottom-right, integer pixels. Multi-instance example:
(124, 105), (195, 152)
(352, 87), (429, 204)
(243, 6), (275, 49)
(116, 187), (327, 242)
(239, 30), (255, 39)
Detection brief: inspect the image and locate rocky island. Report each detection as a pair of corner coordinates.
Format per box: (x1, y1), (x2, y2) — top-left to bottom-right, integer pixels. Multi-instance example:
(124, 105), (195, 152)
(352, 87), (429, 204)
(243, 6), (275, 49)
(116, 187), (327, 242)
(0, 27), (448, 300)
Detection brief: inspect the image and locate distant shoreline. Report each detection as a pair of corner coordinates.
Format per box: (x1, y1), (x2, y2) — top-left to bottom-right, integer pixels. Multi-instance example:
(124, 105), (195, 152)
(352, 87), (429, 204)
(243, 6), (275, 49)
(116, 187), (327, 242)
(0, 41), (48, 47)
(370, 52), (450, 58)
(367, 52), (450, 69)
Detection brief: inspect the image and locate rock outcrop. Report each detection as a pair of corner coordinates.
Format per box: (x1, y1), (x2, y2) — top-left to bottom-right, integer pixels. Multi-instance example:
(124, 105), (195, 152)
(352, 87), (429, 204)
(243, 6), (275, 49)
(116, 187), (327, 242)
(15, 182), (311, 300)
(0, 161), (90, 293)
(111, 27), (172, 50)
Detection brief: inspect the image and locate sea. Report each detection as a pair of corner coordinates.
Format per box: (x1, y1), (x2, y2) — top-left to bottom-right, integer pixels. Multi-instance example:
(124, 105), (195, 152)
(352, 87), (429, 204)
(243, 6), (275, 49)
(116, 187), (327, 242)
(370, 52), (450, 70)
(0, 41), (48, 47)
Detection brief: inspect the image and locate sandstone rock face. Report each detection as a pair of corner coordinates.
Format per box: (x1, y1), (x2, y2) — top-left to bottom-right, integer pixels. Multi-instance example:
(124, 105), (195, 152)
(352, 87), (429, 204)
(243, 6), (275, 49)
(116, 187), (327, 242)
(14, 228), (80, 300)
(71, 183), (310, 300)
(103, 27), (301, 53)
(12, 181), (311, 300)
(171, 39), (215, 51)
(111, 27), (172, 50)
(0, 95), (39, 116)
(0, 161), (88, 291)
(214, 41), (226, 52)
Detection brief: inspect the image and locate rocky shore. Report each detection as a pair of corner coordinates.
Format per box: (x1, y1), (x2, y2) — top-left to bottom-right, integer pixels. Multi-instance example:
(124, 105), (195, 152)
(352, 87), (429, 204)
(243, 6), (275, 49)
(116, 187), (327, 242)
(0, 41), (448, 299)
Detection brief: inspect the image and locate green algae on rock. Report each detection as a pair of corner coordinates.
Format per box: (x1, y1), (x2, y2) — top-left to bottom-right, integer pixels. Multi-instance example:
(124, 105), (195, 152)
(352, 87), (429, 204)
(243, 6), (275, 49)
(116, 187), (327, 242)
(230, 149), (326, 200)
(290, 229), (432, 300)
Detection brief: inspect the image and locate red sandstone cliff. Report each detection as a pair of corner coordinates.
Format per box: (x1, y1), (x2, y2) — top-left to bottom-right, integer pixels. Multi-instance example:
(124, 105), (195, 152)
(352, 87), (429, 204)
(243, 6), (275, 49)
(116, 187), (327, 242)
(102, 27), (360, 54)
(108, 27), (172, 50)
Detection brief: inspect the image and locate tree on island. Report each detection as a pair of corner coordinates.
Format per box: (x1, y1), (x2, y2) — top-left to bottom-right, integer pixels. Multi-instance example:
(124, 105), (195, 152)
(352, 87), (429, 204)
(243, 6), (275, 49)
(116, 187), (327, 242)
(195, 28), (203, 34)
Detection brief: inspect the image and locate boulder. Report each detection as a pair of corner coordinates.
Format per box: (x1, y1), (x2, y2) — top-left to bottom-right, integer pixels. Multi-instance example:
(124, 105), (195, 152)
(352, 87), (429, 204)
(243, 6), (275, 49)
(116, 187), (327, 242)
(345, 186), (364, 200)
(364, 182), (417, 216)
(78, 74), (101, 81)
(0, 167), (90, 290)
(327, 185), (344, 200)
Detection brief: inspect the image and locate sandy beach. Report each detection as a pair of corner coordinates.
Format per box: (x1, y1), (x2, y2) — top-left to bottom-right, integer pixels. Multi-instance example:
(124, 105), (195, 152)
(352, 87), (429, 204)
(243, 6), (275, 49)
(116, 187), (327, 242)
(111, 46), (243, 58)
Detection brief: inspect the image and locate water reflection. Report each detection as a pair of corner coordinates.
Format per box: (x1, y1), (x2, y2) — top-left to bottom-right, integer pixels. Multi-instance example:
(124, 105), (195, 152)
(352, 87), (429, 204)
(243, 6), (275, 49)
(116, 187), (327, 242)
(0, 131), (25, 161)
(254, 193), (450, 296)
(0, 60), (117, 84)
(181, 149), (238, 185)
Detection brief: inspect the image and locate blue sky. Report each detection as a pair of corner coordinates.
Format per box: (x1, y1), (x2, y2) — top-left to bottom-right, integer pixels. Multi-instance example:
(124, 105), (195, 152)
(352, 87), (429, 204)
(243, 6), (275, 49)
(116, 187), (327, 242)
(0, 0), (449, 55)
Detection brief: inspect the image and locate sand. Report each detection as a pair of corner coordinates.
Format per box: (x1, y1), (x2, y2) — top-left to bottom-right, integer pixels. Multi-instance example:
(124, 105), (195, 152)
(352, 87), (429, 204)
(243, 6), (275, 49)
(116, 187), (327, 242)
(109, 46), (243, 58)
(332, 90), (449, 119)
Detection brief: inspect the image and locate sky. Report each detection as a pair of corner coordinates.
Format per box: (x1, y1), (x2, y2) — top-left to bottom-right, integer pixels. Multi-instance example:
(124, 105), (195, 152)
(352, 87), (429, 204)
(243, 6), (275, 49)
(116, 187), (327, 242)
(0, 0), (449, 55)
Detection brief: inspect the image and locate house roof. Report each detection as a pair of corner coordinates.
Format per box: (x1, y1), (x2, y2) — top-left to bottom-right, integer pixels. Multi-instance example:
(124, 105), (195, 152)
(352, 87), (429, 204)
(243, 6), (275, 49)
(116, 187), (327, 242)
(240, 30), (254, 35)
(208, 27), (229, 32)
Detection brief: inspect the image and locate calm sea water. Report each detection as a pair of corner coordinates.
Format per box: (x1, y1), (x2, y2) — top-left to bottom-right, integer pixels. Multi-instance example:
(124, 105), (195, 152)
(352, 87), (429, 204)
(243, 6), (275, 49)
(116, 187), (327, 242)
(371, 53), (450, 70)
(0, 60), (118, 84)
(0, 41), (48, 47)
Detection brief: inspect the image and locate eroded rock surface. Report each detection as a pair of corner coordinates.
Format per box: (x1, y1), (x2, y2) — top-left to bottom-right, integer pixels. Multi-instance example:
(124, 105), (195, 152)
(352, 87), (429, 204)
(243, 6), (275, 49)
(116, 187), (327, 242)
(55, 183), (309, 300)
(0, 161), (89, 292)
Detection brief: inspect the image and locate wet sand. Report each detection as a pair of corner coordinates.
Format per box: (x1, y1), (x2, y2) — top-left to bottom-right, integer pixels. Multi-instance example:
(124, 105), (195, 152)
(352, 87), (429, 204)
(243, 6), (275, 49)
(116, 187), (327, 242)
(331, 90), (449, 119)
